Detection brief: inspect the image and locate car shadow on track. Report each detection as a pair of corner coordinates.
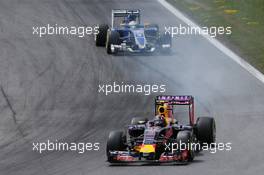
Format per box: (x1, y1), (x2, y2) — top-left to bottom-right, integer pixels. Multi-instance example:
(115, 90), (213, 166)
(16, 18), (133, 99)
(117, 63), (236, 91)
(107, 159), (204, 167)
(111, 50), (176, 57)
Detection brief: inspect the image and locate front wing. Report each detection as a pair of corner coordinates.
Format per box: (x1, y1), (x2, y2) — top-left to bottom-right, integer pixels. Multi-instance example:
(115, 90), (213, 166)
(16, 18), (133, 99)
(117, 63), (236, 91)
(108, 150), (189, 164)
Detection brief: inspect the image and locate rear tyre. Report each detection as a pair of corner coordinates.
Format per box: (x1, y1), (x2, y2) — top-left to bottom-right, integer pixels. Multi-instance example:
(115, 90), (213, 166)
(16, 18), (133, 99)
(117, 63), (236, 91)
(131, 117), (148, 125)
(176, 131), (195, 161)
(159, 33), (172, 53)
(196, 117), (216, 144)
(145, 24), (159, 37)
(106, 131), (126, 162)
(106, 31), (120, 54)
(145, 24), (159, 30)
(95, 24), (109, 46)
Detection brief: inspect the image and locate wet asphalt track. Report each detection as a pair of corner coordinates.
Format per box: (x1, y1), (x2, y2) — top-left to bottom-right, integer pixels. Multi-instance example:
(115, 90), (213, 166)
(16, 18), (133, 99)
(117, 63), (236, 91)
(0, 0), (264, 175)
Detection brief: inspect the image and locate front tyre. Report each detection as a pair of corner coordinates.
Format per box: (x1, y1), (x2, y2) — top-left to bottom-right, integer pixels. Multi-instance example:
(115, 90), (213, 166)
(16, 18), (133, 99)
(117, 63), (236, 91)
(131, 117), (148, 125)
(106, 131), (126, 162)
(176, 131), (195, 161)
(106, 31), (120, 54)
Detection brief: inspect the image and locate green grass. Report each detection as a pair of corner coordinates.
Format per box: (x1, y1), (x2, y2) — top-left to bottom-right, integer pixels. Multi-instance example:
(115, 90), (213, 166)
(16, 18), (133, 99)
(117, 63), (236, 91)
(167, 0), (264, 72)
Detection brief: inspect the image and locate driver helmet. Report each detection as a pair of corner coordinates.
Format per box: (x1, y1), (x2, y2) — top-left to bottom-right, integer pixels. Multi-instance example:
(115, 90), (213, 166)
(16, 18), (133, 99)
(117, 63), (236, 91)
(158, 104), (169, 116)
(157, 104), (169, 125)
(157, 103), (176, 125)
(125, 14), (137, 25)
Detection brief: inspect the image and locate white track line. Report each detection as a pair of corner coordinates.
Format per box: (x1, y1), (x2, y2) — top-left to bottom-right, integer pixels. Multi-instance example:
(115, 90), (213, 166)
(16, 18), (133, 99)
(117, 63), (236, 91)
(158, 0), (264, 84)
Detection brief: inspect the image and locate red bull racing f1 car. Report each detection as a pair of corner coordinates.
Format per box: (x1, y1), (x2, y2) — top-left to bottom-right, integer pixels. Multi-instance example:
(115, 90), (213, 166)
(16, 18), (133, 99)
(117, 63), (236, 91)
(106, 95), (216, 164)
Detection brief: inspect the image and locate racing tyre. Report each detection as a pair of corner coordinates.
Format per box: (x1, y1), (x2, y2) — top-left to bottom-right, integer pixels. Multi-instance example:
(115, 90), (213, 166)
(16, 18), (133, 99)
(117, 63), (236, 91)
(145, 24), (159, 30)
(176, 131), (195, 161)
(106, 131), (126, 162)
(95, 24), (109, 46)
(196, 117), (216, 144)
(106, 31), (120, 54)
(159, 33), (172, 53)
(131, 117), (148, 125)
(145, 24), (159, 37)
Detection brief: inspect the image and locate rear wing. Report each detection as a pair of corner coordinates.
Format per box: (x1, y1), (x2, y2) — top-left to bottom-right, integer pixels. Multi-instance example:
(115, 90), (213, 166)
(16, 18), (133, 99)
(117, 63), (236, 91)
(156, 95), (194, 105)
(155, 95), (195, 125)
(111, 9), (141, 27)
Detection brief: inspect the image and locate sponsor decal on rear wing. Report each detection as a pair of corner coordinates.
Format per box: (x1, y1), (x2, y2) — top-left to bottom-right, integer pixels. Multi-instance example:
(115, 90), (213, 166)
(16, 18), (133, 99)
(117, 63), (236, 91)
(112, 9), (141, 17)
(156, 95), (194, 105)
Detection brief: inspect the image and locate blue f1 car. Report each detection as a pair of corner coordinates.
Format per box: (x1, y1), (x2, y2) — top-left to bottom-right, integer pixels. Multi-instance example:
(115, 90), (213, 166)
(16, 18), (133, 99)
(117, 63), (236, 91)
(95, 9), (172, 54)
